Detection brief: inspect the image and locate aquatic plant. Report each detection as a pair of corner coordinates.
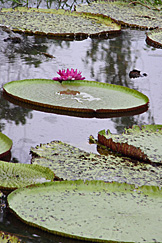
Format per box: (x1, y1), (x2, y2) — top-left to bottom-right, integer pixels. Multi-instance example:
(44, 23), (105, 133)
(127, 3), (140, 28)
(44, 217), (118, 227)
(146, 28), (162, 48)
(7, 180), (162, 242)
(0, 132), (12, 158)
(3, 79), (149, 118)
(97, 125), (162, 163)
(0, 7), (121, 39)
(31, 140), (162, 187)
(0, 160), (55, 193)
(53, 68), (85, 81)
(76, 1), (162, 29)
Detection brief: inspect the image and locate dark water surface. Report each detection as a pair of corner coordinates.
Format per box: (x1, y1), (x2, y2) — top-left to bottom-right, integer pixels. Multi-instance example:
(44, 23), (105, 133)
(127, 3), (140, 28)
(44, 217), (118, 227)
(0, 1), (162, 242)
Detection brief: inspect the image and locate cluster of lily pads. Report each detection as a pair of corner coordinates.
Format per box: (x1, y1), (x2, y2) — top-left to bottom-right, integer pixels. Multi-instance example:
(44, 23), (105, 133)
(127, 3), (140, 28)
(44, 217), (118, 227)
(1, 0), (162, 242)
(1, 124), (162, 242)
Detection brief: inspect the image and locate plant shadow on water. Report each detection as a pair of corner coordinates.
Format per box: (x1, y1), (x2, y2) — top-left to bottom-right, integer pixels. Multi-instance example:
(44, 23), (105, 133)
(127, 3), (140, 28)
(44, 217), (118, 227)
(0, 0), (162, 242)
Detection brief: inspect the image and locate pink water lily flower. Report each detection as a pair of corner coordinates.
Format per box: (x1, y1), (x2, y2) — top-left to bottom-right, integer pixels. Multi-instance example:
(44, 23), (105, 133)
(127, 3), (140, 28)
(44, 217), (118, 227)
(53, 68), (85, 82)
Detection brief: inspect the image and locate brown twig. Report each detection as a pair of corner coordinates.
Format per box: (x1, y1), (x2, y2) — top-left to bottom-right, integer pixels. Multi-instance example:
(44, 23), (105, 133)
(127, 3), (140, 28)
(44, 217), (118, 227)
(128, 1), (152, 9)
(128, 1), (161, 11)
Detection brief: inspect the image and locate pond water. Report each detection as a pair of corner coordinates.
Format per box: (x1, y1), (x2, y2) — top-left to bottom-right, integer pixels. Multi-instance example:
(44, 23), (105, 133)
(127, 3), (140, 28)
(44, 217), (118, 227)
(0, 1), (162, 242)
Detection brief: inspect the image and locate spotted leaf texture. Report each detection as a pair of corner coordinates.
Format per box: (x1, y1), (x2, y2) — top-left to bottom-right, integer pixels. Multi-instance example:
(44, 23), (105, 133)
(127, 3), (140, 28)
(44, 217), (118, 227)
(31, 140), (162, 187)
(8, 180), (162, 242)
(76, 1), (162, 29)
(0, 7), (121, 38)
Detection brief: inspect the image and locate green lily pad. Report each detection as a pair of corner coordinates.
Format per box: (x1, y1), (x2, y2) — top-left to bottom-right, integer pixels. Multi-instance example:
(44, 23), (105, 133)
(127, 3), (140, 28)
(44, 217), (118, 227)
(31, 140), (162, 187)
(3, 79), (149, 118)
(0, 160), (55, 193)
(76, 1), (162, 29)
(0, 231), (23, 243)
(0, 132), (12, 158)
(98, 124), (162, 164)
(0, 7), (121, 39)
(146, 28), (162, 48)
(7, 180), (162, 242)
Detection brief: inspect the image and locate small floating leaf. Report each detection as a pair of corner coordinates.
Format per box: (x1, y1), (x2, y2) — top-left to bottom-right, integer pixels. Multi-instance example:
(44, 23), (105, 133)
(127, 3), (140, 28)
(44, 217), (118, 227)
(31, 140), (162, 187)
(0, 7), (121, 38)
(0, 132), (12, 158)
(98, 124), (162, 164)
(7, 180), (162, 242)
(3, 79), (149, 118)
(0, 160), (55, 193)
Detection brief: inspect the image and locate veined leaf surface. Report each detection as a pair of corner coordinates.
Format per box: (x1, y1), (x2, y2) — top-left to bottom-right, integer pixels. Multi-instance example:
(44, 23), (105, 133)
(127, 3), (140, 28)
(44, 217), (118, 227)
(0, 160), (54, 192)
(98, 124), (162, 163)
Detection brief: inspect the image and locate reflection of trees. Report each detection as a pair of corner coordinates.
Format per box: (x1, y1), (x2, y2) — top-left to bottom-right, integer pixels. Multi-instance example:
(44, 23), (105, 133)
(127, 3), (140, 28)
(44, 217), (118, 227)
(0, 0), (90, 10)
(83, 29), (154, 132)
(83, 30), (133, 87)
(111, 110), (155, 134)
(0, 90), (32, 132)
(0, 27), (72, 69)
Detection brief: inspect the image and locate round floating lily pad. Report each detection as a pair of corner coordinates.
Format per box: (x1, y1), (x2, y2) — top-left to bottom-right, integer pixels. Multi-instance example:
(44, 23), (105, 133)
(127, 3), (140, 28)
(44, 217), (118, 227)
(0, 7), (121, 39)
(0, 160), (55, 193)
(31, 140), (162, 187)
(146, 28), (162, 48)
(98, 124), (162, 164)
(76, 1), (162, 29)
(3, 79), (149, 118)
(7, 180), (162, 242)
(0, 132), (12, 158)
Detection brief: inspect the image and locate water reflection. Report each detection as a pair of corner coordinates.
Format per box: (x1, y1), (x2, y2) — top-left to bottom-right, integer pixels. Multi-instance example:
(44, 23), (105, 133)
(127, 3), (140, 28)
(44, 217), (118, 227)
(0, 4), (162, 241)
(0, 90), (32, 131)
(0, 27), (158, 163)
(0, 0), (89, 10)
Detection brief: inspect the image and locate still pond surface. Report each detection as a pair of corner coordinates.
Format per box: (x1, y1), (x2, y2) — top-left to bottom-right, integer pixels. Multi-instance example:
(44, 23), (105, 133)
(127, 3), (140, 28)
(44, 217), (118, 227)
(0, 0), (162, 242)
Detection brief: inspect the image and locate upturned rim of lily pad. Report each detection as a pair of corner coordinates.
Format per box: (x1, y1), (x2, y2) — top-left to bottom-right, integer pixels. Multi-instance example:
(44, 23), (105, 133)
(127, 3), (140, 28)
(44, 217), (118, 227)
(3, 79), (149, 118)
(0, 160), (55, 193)
(7, 180), (162, 242)
(146, 28), (162, 48)
(0, 7), (121, 39)
(0, 132), (12, 158)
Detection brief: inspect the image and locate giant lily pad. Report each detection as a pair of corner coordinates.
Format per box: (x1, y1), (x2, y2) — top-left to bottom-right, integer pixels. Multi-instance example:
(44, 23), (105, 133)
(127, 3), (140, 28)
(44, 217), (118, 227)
(7, 180), (162, 242)
(31, 140), (162, 187)
(0, 7), (121, 39)
(0, 160), (54, 193)
(0, 132), (12, 158)
(146, 28), (162, 48)
(98, 124), (162, 164)
(3, 79), (149, 118)
(76, 1), (162, 29)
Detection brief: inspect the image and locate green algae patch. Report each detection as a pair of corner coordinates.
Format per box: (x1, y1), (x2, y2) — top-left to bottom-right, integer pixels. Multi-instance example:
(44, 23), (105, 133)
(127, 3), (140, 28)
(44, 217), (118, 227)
(0, 231), (23, 242)
(31, 140), (162, 188)
(76, 1), (162, 29)
(146, 28), (162, 48)
(0, 132), (12, 158)
(7, 180), (162, 242)
(0, 160), (54, 193)
(0, 7), (121, 38)
(98, 124), (162, 164)
(3, 79), (149, 118)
